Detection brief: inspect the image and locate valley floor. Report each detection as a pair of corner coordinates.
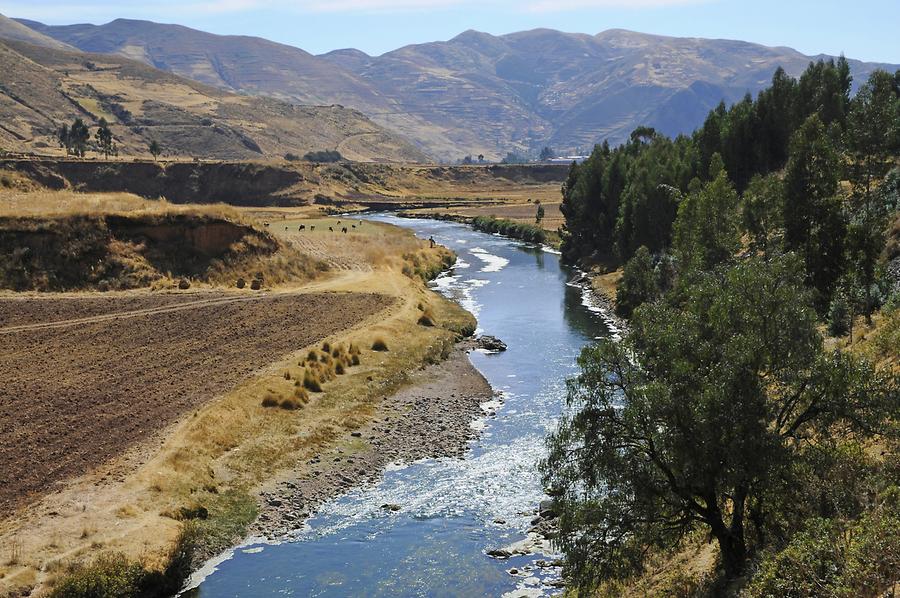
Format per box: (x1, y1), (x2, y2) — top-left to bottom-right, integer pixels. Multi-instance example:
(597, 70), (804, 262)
(0, 200), (486, 596)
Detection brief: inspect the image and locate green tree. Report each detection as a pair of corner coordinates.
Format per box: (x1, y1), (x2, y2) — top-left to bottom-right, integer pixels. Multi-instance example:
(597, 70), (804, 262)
(672, 154), (740, 273)
(542, 256), (896, 585)
(148, 140), (162, 160)
(539, 146), (555, 161)
(94, 118), (115, 158)
(535, 201), (545, 225)
(783, 114), (847, 311)
(845, 70), (900, 320)
(742, 173), (785, 258)
(58, 118), (90, 157)
(614, 245), (657, 318)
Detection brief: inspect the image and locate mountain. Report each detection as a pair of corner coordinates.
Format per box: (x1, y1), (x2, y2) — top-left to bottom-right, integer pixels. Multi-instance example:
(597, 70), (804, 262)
(0, 14), (74, 51)
(14, 19), (900, 161)
(0, 37), (427, 162)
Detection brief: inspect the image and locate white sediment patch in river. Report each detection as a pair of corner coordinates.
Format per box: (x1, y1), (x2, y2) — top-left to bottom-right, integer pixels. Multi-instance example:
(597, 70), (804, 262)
(470, 247), (510, 273)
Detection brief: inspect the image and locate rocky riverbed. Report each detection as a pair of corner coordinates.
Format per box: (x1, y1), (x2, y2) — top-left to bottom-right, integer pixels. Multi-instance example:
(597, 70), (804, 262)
(249, 344), (496, 538)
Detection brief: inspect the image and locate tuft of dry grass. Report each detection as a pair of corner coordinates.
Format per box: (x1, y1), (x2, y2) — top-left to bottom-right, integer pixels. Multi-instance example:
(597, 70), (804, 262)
(261, 393), (280, 408)
(303, 369), (323, 393)
(372, 338), (389, 352)
(417, 309), (436, 327)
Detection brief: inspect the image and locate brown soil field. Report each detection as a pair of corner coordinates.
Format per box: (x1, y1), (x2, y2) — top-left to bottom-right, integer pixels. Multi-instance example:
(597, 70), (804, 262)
(0, 291), (393, 512)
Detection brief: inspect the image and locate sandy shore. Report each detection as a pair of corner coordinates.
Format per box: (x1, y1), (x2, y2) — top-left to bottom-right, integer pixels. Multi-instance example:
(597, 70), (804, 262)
(249, 343), (494, 539)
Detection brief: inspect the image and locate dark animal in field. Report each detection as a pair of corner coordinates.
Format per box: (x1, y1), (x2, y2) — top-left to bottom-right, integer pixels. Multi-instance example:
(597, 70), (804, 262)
(342, 227), (348, 233)
(264, 222), (270, 227)
(299, 225), (306, 231)
(285, 226), (288, 230)
(329, 226), (334, 232)
(337, 220), (341, 224)
(310, 225), (315, 231)
(352, 225), (356, 229)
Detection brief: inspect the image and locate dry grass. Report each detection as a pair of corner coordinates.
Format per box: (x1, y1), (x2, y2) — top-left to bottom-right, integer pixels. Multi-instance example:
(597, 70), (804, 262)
(371, 338), (389, 351)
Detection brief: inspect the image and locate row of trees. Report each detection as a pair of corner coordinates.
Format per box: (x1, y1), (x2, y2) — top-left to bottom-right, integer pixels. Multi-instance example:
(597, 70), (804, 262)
(57, 118), (163, 160)
(543, 61), (900, 591)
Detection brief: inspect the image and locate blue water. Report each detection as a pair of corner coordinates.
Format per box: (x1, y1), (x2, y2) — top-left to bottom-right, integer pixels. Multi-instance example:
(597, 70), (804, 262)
(191, 216), (612, 597)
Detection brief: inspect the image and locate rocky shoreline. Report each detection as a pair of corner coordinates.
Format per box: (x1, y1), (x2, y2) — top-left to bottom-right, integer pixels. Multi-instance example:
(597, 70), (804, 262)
(249, 341), (496, 539)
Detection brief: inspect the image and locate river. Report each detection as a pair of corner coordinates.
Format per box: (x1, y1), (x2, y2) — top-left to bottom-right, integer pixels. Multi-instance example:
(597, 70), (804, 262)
(190, 215), (614, 597)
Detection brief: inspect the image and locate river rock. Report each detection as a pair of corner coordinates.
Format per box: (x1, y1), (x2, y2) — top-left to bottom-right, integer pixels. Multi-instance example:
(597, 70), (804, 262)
(539, 499), (558, 519)
(381, 503), (401, 512)
(476, 335), (507, 352)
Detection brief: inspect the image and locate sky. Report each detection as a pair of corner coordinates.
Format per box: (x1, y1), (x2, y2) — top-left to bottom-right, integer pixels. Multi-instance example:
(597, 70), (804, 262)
(4, 0), (900, 63)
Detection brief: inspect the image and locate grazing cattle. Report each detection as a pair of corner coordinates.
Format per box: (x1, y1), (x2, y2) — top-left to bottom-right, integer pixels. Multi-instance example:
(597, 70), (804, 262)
(329, 226), (334, 232)
(352, 225), (356, 229)
(299, 225), (306, 231)
(285, 226), (289, 230)
(310, 225), (315, 231)
(264, 222), (270, 227)
(337, 220), (342, 224)
(342, 227), (348, 233)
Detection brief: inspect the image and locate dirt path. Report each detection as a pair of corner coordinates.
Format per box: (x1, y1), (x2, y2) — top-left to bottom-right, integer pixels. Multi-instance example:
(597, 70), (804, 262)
(0, 291), (394, 512)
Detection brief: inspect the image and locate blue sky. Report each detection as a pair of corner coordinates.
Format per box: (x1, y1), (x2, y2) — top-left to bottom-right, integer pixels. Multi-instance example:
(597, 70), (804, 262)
(4, 0), (900, 63)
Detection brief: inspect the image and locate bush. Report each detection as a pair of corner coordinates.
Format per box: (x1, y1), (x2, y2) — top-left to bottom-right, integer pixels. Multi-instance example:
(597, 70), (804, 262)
(303, 369), (323, 392)
(351, 354), (361, 366)
(371, 338), (389, 351)
(261, 393), (279, 408)
(471, 216), (546, 244)
(418, 310), (436, 327)
(50, 553), (148, 598)
(303, 150), (343, 163)
(335, 362), (345, 375)
(284, 153), (300, 162)
(828, 292), (851, 336)
(279, 397), (301, 410)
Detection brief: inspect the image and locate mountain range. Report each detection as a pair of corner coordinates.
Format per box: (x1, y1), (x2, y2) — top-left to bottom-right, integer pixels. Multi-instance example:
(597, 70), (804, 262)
(0, 15), (426, 162)
(5, 16), (900, 162)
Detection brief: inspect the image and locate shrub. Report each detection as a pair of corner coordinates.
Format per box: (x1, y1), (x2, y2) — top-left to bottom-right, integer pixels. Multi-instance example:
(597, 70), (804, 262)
(236, 277), (246, 289)
(279, 397), (301, 410)
(303, 370), (322, 392)
(828, 292), (851, 337)
(283, 371), (291, 380)
(303, 150), (343, 163)
(418, 311), (436, 327)
(351, 354), (361, 366)
(49, 553), (147, 598)
(261, 393), (279, 408)
(332, 346), (342, 358)
(349, 343), (361, 355)
(372, 338), (389, 351)
(322, 342), (331, 353)
(307, 350), (318, 362)
(293, 387), (309, 404)
(335, 362), (345, 375)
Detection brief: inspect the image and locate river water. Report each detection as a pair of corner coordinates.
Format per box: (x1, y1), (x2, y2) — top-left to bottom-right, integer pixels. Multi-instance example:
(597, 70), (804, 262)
(191, 215), (613, 597)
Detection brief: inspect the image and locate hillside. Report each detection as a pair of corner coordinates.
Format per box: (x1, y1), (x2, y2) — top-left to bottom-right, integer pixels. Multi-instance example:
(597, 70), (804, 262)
(15, 19), (899, 160)
(0, 37), (427, 162)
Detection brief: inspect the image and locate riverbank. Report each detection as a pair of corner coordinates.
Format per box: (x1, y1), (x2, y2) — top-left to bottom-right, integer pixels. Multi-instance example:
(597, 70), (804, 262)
(246, 344), (494, 540)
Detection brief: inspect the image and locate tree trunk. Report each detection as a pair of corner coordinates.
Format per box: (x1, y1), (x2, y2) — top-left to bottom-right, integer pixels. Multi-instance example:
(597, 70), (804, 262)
(707, 501), (748, 579)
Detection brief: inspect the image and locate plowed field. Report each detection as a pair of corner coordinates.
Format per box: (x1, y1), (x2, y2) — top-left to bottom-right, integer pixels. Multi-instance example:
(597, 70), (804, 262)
(0, 291), (393, 511)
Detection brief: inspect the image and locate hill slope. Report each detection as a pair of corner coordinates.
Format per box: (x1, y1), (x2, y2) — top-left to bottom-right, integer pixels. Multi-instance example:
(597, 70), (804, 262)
(0, 38), (427, 162)
(16, 20), (900, 160)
